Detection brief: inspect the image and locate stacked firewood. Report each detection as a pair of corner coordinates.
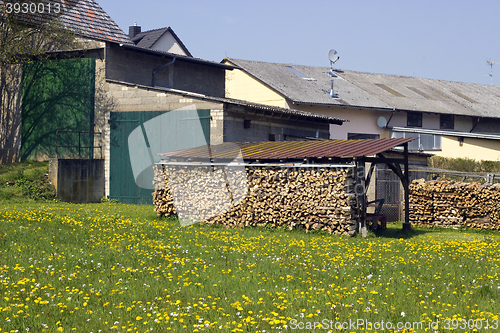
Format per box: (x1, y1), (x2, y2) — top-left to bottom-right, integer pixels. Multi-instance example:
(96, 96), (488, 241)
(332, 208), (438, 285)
(153, 165), (356, 235)
(152, 165), (176, 217)
(409, 179), (500, 230)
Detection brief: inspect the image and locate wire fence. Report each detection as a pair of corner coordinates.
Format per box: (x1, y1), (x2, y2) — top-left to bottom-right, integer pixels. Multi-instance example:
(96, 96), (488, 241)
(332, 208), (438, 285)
(375, 165), (500, 222)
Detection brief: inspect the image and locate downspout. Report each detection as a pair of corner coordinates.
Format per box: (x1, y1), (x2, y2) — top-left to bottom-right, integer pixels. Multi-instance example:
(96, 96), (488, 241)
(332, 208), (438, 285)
(152, 57), (176, 87)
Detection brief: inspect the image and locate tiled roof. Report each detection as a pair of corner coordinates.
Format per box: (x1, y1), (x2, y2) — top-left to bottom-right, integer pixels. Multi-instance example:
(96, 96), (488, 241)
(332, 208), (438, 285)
(131, 27), (192, 56)
(158, 138), (415, 161)
(61, 0), (133, 44)
(0, 0), (133, 45)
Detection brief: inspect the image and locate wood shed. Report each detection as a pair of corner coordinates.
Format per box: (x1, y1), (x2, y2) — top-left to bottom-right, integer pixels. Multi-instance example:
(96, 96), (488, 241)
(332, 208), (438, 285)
(153, 138), (414, 236)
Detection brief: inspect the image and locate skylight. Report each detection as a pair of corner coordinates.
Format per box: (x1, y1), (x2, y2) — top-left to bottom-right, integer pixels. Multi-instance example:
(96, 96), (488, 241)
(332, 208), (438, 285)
(283, 66), (315, 80)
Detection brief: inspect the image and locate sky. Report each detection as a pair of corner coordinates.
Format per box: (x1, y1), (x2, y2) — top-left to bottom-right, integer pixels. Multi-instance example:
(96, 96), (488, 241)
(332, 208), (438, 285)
(98, 0), (500, 86)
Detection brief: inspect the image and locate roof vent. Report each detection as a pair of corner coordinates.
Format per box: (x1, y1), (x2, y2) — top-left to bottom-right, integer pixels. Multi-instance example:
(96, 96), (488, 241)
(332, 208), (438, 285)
(329, 80), (339, 99)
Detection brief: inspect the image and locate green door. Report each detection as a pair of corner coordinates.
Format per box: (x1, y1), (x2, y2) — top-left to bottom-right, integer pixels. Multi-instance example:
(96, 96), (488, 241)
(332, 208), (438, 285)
(109, 109), (210, 205)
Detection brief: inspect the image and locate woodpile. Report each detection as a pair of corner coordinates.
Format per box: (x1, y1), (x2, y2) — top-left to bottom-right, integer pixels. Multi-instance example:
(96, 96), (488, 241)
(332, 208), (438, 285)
(153, 164), (357, 235)
(409, 179), (500, 230)
(152, 165), (176, 216)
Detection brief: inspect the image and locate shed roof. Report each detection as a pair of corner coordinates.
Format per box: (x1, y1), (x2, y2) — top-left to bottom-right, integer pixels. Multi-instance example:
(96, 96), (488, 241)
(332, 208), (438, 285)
(158, 138), (414, 161)
(225, 58), (500, 118)
(106, 79), (347, 125)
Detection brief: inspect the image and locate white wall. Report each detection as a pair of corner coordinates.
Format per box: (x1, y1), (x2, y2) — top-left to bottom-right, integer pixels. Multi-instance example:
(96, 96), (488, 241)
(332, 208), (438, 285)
(151, 33), (188, 56)
(289, 104), (391, 140)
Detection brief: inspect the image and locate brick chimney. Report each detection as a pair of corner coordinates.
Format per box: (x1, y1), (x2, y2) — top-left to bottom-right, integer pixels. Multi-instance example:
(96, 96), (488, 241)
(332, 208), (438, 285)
(129, 22), (141, 38)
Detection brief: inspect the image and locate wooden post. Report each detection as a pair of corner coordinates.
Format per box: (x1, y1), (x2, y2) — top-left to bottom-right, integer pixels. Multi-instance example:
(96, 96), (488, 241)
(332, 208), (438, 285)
(355, 158), (367, 238)
(402, 142), (411, 231)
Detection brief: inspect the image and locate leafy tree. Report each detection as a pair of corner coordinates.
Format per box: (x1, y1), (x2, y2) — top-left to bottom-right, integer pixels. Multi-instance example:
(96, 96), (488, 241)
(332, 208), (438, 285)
(0, 0), (79, 161)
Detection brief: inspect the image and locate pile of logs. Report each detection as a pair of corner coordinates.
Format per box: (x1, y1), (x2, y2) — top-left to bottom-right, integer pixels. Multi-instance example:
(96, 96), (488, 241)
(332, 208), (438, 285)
(409, 179), (500, 230)
(153, 164), (357, 235)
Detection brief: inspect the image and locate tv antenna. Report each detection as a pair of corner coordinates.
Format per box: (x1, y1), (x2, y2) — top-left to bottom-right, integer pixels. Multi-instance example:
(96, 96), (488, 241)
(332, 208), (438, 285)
(487, 60), (500, 85)
(327, 49), (340, 98)
(328, 49), (339, 71)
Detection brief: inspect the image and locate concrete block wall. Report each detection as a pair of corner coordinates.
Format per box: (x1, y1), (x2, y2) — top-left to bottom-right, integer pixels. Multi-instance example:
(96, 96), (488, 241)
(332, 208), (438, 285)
(210, 109), (224, 144)
(106, 82), (224, 112)
(105, 44), (225, 97)
(104, 81), (225, 196)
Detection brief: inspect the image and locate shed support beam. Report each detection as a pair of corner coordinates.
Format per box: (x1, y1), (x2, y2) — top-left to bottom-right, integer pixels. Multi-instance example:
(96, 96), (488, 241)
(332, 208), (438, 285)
(403, 142), (411, 231)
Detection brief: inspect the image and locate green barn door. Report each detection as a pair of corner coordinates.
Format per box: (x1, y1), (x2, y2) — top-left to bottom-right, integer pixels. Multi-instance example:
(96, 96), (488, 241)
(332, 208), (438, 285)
(109, 110), (211, 205)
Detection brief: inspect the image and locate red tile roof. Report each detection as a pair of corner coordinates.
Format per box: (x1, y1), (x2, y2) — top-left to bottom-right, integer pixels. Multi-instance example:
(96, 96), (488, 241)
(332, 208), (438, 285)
(1, 0), (133, 45)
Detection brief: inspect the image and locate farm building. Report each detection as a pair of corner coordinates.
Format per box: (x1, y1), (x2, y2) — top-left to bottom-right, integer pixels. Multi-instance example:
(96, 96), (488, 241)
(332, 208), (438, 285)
(0, 0), (346, 204)
(223, 58), (500, 161)
(152, 138), (414, 236)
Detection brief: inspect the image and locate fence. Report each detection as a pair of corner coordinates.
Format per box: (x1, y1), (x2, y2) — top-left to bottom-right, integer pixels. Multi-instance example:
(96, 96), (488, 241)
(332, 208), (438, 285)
(55, 130), (102, 159)
(375, 165), (500, 222)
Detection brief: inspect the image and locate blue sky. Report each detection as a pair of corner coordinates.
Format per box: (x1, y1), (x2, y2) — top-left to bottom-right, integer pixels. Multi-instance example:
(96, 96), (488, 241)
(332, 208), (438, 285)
(99, 0), (500, 86)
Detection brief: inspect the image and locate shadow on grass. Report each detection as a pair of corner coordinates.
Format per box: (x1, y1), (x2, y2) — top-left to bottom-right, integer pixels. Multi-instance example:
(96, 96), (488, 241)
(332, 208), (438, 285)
(371, 222), (435, 239)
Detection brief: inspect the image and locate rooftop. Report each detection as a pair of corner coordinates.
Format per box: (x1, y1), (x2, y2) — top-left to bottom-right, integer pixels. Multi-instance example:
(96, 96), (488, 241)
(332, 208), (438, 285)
(225, 58), (500, 118)
(131, 26), (192, 57)
(158, 138), (414, 161)
(1, 0), (133, 44)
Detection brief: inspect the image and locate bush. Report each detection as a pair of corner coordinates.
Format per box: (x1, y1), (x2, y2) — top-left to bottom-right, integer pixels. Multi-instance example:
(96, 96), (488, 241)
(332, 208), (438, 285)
(428, 156), (500, 173)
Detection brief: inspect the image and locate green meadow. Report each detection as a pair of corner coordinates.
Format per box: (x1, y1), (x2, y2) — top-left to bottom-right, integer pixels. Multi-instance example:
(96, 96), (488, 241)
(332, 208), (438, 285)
(0, 161), (499, 332)
(0, 200), (499, 332)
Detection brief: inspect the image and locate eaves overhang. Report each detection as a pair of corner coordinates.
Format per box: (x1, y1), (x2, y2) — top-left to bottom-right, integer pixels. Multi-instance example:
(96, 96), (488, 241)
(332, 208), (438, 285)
(391, 126), (500, 140)
(116, 44), (237, 70)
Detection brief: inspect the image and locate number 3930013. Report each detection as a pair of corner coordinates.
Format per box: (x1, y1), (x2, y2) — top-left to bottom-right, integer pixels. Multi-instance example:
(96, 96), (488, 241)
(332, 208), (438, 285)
(5, 2), (61, 15)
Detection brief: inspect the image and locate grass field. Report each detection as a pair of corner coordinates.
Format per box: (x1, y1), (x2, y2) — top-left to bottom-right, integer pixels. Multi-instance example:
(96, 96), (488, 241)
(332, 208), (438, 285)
(0, 198), (499, 332)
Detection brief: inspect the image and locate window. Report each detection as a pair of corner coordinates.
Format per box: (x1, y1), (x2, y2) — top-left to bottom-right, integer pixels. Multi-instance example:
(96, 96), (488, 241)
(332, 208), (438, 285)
(268, 134), (276, 141)
(347, 133), (380, 140)
(407, 112), (422, 127)
(391, 131), (441, 151)
(283, 66), (315, 80)
(440, 114), (454, 129)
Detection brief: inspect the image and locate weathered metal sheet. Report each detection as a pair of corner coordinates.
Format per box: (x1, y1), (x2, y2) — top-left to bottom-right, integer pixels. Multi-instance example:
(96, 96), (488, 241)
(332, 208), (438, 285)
(159, 138), (414, 161)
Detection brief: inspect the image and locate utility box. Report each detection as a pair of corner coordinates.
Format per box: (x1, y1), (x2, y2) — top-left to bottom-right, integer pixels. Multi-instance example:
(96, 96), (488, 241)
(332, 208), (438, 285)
(49, 158), (104, 203)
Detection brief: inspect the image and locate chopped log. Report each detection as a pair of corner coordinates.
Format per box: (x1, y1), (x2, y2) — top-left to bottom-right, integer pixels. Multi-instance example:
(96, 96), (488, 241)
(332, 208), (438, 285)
(152, 165), (354, 235)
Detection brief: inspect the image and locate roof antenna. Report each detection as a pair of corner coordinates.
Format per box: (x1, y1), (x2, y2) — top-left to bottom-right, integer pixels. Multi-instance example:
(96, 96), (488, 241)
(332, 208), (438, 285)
(487, 60), (500, 85)
(328, 49), (340, 98)
(328, 49), (339, 71)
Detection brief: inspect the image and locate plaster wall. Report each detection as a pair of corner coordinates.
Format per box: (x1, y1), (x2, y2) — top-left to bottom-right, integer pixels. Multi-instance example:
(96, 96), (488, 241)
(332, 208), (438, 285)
(434, 136), (500, 161)
(291, 105), (388, 140)
(225, 68), (287, 108)
(151, 33), (188, 56)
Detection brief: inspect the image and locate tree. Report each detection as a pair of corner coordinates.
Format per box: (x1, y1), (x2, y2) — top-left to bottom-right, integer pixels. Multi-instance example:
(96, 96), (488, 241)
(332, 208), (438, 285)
(0, 0), (80, 162)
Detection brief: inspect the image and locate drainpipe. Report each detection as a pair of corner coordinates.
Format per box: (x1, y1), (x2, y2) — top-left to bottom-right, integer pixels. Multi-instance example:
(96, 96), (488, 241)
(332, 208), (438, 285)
(152, 57), (176, 87)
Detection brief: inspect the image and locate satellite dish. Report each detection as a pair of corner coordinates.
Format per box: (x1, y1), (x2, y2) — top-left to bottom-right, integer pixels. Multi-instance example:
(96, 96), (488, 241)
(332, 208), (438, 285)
(328, 49), (339, 64)
(377, 116), (388, 128)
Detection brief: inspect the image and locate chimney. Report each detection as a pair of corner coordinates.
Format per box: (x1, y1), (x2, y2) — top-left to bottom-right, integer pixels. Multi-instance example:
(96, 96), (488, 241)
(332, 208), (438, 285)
(129, 22), (141, 38)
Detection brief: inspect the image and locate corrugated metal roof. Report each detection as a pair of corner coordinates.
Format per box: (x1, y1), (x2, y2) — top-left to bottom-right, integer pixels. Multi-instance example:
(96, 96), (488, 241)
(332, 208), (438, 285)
(106, 79), (347, 125)
(158, 138), (414, 161)
(225, 58), (500, 118)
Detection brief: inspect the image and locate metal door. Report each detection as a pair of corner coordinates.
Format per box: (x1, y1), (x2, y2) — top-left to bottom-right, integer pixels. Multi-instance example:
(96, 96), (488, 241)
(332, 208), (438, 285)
(109, 110), (210, 205)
